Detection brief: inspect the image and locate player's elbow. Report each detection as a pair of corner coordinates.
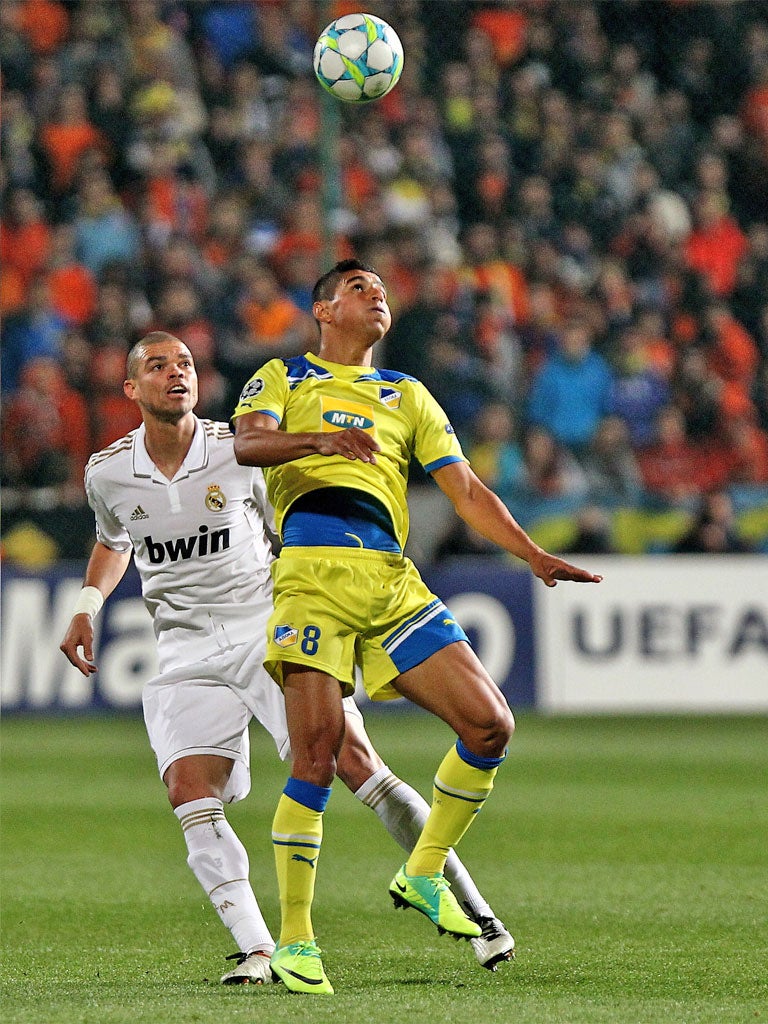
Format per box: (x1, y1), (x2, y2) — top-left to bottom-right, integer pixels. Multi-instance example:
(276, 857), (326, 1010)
(233, 430), (260, 466)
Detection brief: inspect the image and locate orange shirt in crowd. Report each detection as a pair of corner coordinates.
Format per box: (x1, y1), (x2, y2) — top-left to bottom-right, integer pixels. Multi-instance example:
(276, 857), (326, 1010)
(144, 176), (210, 243)
(240, 296), (305, 343)
(19, 0), (69, 54)
(684, 214), (748, 296)
(638, 439), (729, 501)
(38, 121), (109, 193)
(2, 358), (91, 483)
(463, 260), (531, 326)
(0, 219), (52, 290)
(47, 264), (98, 325)
(726, 421), (768, 484)
(471, 7), (528, 66)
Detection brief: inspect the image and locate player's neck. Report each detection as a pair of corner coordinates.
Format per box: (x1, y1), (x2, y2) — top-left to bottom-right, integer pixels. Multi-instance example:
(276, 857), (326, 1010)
(318, 334), (374, 367)
(143, 413), (197, 480)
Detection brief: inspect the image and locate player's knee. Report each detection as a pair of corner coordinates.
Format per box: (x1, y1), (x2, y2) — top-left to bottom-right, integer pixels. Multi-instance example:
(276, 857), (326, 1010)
(292, 751), (337, 789)
(468, 707), (515, 759)
(164, 759), (229, 808)
(166, 778), (224, 808)
(336, 744), (380, 792)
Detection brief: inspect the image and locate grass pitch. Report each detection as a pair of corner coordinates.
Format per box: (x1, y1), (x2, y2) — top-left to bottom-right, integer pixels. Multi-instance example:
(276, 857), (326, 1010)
(1, 712), (766, 1024)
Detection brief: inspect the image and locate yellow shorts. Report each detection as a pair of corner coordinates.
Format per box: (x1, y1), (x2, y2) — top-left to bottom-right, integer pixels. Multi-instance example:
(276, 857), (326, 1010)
(264, 546), (468, 701)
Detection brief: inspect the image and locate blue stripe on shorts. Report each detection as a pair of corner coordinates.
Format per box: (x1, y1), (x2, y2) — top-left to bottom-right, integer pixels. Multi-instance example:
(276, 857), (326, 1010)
(382, 599), (468, 675)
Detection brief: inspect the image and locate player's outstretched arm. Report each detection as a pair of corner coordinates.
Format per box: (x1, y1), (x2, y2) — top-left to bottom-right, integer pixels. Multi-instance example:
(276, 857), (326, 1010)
(234, 410), (380, 466)
(432, 462), (603, 587)
(59, 542), (132, 675)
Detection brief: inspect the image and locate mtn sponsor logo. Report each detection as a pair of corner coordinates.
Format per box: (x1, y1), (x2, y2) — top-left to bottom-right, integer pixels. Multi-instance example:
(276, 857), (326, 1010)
(320, 396), (375, 434)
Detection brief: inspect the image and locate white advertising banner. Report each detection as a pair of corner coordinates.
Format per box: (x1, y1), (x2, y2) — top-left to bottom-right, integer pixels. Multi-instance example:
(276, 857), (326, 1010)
(536, 556), (768, 713)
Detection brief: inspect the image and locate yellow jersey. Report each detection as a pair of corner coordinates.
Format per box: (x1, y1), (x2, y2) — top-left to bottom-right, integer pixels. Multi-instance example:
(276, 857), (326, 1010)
(232, 352), (467, 549)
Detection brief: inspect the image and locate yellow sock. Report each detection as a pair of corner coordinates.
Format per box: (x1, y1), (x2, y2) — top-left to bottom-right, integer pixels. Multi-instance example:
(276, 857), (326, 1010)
(406, 742), (502, 877)
(272, 789), (326, 946)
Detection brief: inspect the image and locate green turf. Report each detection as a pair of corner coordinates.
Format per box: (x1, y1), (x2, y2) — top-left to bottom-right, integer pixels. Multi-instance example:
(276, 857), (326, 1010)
(1, 713), (767, 1024)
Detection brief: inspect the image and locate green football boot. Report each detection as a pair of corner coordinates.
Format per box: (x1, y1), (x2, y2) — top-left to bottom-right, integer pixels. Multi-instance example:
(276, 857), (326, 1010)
(270, 940), (334, 994)
(389, 864), (482, 939)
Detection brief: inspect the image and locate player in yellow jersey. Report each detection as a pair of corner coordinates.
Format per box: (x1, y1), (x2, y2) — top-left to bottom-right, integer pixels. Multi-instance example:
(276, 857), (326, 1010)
(232, 259), (603, 994)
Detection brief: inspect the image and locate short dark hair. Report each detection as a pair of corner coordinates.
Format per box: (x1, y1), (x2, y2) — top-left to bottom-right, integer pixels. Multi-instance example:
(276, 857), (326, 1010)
(311, 258), (380, 305)
(126, 331), (185, 378)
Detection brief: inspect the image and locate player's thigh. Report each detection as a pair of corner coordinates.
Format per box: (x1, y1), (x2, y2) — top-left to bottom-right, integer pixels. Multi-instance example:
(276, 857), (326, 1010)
(265, 552), (360, 694)
(359, 558), (468, 700)
(143, 658), (251, 771)
(393, 640), (514, 739)
(229, 639), (291, 761)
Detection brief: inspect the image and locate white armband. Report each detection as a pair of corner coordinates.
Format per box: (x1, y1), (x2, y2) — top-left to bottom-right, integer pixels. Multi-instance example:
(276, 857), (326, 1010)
(73, 586), (104, 618)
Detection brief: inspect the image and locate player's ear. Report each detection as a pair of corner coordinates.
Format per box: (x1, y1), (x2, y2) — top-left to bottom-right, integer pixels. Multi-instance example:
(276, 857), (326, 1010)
(313, 299), (332, 324)
(124, 379), (136, 400)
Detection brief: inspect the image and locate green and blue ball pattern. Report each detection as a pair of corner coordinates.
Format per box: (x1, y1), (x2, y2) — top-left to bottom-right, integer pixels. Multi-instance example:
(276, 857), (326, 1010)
(313, 13), (404, 103)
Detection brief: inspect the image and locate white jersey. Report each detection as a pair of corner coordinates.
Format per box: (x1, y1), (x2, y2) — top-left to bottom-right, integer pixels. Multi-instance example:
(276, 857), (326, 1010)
(85, 417), (274, 673)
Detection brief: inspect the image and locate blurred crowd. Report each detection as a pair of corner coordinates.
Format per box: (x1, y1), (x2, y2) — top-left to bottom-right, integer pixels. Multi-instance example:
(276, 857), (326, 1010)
(2, 0), (768, 563)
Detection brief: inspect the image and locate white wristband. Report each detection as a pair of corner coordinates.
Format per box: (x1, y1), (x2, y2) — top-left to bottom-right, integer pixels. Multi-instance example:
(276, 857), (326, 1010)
(73, 586), (104, 619)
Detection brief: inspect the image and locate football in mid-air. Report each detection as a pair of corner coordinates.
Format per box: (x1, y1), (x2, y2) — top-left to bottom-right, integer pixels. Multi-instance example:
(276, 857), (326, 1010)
(313, 13), (403, 103)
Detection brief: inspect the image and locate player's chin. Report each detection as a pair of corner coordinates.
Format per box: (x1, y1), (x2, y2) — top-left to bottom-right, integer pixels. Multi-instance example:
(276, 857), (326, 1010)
(371, 319), (391, 340)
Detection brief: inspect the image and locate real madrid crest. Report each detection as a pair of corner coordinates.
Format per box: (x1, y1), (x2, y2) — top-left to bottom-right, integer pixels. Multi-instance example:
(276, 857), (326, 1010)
(205, 484), (227, 511)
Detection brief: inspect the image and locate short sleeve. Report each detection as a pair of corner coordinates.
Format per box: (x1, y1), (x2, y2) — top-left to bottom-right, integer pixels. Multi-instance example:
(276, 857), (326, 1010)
(411, 382), (467, 474)
(85, 473), (132, 553)
(231, 359), (289, 425)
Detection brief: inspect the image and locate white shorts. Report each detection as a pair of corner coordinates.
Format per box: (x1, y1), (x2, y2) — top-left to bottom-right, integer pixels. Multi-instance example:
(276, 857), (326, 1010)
(142, 638), (363, 804)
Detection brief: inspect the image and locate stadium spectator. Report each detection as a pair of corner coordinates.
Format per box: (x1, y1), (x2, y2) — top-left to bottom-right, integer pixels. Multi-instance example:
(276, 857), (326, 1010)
(672, 489), (754, 553)
(560, 504), (616, 555)
(87, 275), (145, 350)
(700, 300), (760, 420)
(1, 356), (90, 492)
(0, 273), (70, 394)
(581, 415), (643, 507)
(87, 62), (133, 191)
(0, 186), (51, 296)
(37, 81), (110, 198)
(89, 344), (143, 452)
(1, 89), (40, 195)
(236, 259), (314, 357)
(466, 401), (525, 507)
(637, 404), (726, 505)
(421, 312), (496, 446)
(139, 142), (210, 248)
(683, 190), (749, 298)
(459, 221), (530, 327)
(670, 345), (723, 443)
(720, 411), (768, 485)
(513, 425), (588, 505)
(72, 168), (142, 278)
(607, 324), (671, 448)
(45, 223), (98, 327)
(526, 317), (614, 455)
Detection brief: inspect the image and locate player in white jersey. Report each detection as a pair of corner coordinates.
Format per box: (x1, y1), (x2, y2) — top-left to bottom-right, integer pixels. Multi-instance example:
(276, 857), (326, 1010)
(60, 332), (515, 986)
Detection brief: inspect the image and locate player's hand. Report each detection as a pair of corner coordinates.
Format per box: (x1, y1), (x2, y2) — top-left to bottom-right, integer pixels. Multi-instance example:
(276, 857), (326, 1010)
(529, 550), (603, 588)
(60, 615), (99, 676)
(317, 427), (381, 464)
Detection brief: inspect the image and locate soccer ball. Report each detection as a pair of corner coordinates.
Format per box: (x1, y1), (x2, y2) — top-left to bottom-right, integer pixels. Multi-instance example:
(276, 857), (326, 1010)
(313, 13), (404, 103)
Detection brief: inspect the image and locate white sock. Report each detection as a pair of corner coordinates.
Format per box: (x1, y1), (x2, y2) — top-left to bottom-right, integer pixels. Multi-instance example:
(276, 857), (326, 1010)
(174, 797), (274, 954)
(354, 766), (494, 919)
